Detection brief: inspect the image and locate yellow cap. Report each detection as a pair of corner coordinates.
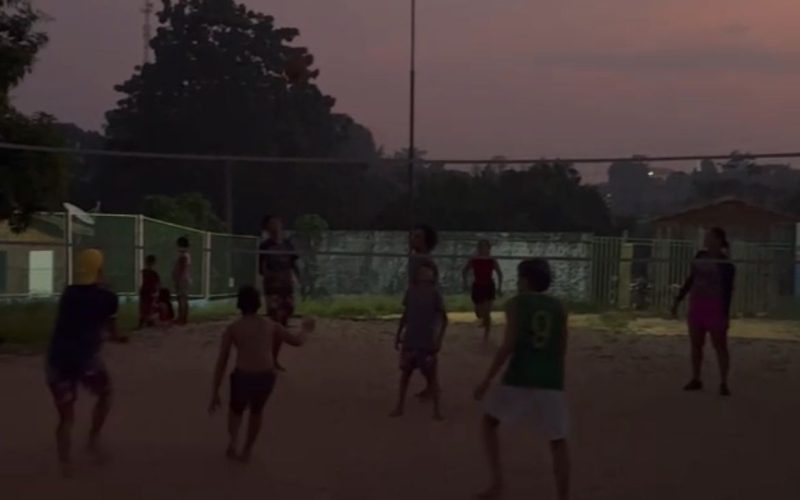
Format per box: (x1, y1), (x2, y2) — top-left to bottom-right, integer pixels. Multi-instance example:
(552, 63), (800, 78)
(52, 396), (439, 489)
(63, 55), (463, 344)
(74, 248), (104, 285)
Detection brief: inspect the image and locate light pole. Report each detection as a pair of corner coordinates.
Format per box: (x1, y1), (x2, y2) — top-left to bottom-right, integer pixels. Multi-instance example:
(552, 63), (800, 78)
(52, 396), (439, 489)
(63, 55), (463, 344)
(407, 0), (416, 230)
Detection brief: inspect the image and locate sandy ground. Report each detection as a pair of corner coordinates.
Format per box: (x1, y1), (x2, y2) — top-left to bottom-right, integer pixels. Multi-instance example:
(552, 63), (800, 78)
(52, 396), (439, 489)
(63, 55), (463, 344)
(1, 319), (799, 500)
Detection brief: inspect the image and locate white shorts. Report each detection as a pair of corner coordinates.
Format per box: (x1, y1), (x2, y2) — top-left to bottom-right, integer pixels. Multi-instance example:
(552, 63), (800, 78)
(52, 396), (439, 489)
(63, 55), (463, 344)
(484, 385), (569, 441)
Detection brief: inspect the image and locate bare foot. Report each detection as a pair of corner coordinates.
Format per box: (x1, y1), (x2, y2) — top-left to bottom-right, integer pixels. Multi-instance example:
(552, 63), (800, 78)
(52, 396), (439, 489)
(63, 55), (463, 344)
(237, 450), (252, 464)
(389, 408), (404, 417)
(225, 446), (238, 461)
(477, 484), (504, 499)
(275, 364), (286, 372)
(433, 412), (445, 421)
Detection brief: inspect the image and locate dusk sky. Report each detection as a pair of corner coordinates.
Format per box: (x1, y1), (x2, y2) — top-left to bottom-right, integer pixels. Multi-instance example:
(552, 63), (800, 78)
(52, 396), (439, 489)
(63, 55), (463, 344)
(12, 0), (800, 165)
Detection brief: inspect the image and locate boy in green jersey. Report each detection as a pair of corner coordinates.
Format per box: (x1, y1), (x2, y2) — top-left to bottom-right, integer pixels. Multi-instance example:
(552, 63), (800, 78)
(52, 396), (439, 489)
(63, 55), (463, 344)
(474, 258), (570, 500)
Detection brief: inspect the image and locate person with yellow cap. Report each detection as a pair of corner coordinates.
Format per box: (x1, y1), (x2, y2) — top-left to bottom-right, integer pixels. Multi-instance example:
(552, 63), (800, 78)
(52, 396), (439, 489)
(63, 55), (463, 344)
(45, 248), (125, 475)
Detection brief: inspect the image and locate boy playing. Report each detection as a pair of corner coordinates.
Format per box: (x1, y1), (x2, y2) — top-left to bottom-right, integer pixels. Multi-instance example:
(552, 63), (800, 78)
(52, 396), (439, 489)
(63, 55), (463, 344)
(408, 224), (439, 283)
(46, 249), (126, 475)
(391, 261), (448, 420)
(474, 259), (570, 500)
(138, 255), (160, 329)
(209, 285), (315, 463)
(172, 237), (192, 325)
(259, 215), (300, 371)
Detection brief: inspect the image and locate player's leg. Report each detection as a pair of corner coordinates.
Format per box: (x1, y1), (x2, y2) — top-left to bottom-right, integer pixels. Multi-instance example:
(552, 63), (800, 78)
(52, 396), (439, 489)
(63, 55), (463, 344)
(85, 368), (113, 462)
(478, 414), (503, 499)
(270, 295), (290, 371)
(550, 439), (571, 500)
(391, 354), (414, 416)
(181, 292), (190, 324)
(421, 356), (443, 420)
(239, 373), (275, 462)
(710, 328), (731, 395)
(481, 301), (493, 340)
(227, 372), (246, 459)
(49, 378), (77, 473)
(684, 323), (706, 390)
(239, 410), (263, 463)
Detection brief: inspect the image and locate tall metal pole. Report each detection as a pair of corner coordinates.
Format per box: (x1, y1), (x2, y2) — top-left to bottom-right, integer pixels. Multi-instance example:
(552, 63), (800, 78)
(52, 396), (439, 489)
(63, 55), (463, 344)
(407, 0), (416, 231)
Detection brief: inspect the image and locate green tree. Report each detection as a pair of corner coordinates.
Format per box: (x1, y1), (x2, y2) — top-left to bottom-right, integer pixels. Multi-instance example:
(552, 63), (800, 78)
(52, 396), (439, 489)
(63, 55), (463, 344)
(101, 0), (355, 231)
(0, 1), (67, 231)
(143, 192), (225, 231)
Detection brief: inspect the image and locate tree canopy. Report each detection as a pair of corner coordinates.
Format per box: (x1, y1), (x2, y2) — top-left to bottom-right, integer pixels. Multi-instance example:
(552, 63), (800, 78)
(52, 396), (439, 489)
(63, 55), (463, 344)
(0, 1), (67, 231)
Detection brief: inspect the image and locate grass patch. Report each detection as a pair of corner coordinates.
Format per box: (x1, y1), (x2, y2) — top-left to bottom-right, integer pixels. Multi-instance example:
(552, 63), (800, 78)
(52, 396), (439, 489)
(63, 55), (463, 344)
(0, 299), (238, 348)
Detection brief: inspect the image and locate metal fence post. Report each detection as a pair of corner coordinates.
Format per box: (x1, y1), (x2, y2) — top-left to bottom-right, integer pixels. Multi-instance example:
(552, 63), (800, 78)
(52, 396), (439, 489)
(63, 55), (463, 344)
(204, 231), (212, 300)
(65, 212), (74, 286)
(135, 215), (145, 291)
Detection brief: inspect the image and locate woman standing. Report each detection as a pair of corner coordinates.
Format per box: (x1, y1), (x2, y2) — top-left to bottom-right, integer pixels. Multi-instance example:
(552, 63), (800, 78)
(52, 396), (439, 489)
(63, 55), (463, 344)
(463, 240), (503, 343)
(672, 227), (736, 396)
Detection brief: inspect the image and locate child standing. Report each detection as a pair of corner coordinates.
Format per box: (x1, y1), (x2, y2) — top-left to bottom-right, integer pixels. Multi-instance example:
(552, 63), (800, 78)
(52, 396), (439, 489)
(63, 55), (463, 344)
(463, 239), (503, 343)
(259, 215), (300, 371)
(408, 224), (439, 283)
(474, 259), (570, 500)
(209, 285), (315, 462)
(672, 226), (736, 396)
(391, 261), (448, 420)
(138, 255), (160, 329)
(172, 237), (192, 325)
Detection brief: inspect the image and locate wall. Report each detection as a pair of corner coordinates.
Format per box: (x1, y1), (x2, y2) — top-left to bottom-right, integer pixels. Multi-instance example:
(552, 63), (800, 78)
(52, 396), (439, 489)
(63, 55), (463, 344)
(310, 231), (593, 300)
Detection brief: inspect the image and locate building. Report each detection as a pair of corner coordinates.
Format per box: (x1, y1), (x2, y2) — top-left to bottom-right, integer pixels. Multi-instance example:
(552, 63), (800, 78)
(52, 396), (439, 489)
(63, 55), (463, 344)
(652, 197), (797, 242)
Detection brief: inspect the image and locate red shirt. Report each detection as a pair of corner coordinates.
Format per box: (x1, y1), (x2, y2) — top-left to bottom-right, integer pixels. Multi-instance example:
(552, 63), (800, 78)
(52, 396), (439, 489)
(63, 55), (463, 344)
(470, 258), (496, 285)
(140, 269), (160, 296)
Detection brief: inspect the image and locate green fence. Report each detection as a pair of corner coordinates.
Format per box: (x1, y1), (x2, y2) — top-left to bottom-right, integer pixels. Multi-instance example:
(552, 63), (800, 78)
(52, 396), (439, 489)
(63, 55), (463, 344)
(0, 214), (796, 318)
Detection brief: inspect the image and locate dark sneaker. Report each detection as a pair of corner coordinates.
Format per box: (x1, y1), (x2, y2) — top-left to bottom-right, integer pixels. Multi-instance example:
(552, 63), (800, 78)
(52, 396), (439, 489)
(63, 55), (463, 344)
(720, 384), (731, 397)
(683, 379), (703, 391)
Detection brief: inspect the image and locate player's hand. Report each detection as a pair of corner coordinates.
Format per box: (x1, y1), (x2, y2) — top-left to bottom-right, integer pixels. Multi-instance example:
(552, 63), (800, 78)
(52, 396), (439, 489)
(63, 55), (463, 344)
(474, 380), (490, 401)
(394, 338), (401, 351)
(209, 394), (221, 414)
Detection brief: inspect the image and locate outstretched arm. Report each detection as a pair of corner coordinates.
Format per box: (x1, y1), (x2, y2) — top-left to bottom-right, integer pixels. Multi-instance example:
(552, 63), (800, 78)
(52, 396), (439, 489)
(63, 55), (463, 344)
(278, 317), (315, 347)
(209, 328), (233, 413)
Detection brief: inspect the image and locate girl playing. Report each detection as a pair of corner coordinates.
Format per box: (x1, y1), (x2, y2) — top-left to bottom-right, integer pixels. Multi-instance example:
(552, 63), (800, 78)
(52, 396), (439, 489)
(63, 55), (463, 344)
(463, 240), (503, 343)
(672, 227), (736, 396)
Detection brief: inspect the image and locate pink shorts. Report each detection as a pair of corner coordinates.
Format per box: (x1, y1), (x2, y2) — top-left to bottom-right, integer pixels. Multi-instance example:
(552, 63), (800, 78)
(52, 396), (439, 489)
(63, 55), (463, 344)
(687, 297), (728, 344)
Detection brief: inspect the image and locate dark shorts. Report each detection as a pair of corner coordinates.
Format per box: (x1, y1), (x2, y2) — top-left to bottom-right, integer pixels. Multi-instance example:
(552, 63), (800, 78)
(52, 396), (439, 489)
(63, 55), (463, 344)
(400, 349), (438, 373)
(229, 369), (276, 414)
(264, 287), (295, 325)
(46, 359), (111, 407)
(471, 282), (497, 305)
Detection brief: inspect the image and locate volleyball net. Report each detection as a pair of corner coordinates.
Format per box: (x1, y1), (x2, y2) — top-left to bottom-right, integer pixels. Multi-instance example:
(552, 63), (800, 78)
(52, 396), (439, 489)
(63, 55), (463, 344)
(1, 143), (800, 318)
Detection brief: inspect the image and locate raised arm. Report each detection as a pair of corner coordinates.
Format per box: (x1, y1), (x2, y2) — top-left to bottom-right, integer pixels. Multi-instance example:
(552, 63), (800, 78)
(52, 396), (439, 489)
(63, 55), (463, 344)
(475, 300), (517, 399)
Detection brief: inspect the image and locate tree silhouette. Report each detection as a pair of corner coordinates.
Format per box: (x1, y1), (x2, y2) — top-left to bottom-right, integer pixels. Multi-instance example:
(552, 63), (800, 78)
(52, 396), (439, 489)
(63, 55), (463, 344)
(0, 1), (67, 231)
